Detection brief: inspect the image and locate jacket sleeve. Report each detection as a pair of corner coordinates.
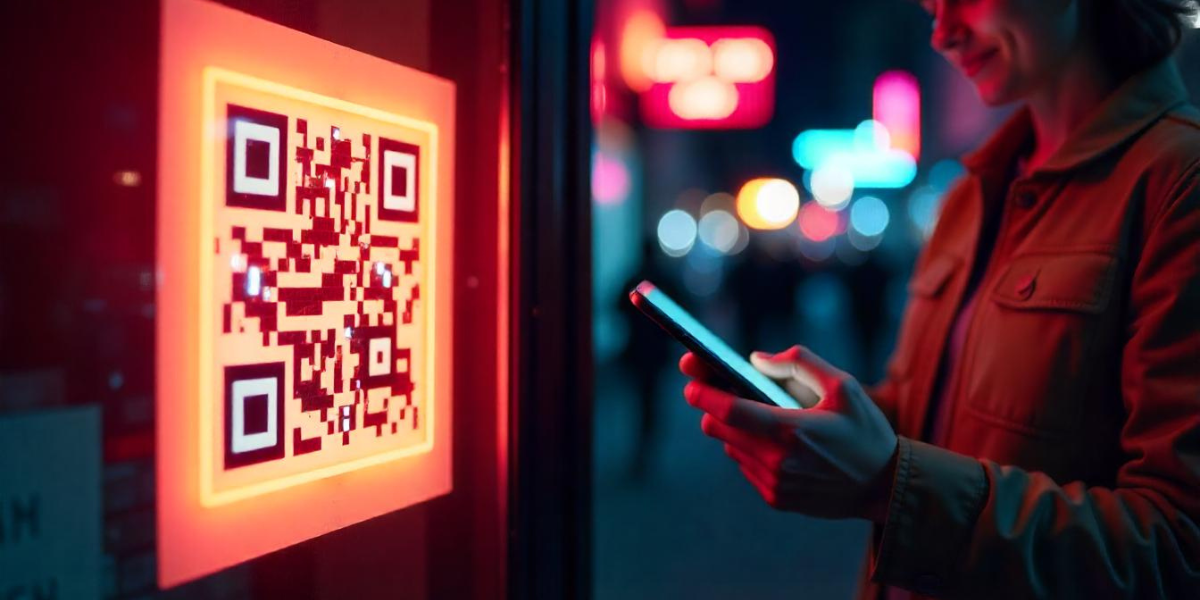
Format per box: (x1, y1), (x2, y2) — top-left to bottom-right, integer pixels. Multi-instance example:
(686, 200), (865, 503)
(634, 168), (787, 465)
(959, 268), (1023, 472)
(868, 164), (1200, 599)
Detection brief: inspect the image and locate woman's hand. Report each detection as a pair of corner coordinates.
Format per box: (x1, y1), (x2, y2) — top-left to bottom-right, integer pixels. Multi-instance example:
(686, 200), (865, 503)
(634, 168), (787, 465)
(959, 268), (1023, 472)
(680, 346), (899, 522)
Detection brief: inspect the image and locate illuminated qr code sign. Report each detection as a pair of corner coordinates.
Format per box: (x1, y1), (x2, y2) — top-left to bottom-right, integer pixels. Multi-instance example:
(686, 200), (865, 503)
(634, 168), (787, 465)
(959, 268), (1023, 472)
(158, 0), (455, 586)
(206, 73), (434, 503)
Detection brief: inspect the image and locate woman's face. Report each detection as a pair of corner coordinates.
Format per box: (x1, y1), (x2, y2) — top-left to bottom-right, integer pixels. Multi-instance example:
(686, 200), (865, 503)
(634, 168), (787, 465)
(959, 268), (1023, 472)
(920, 0), (1080, 106)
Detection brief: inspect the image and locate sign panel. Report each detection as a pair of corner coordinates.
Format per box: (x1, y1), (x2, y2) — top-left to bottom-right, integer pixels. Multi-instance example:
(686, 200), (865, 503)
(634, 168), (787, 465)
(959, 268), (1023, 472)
(0, 407), (101, 600)
(639, 26), (776, 129)
(158, 0), (455, 586)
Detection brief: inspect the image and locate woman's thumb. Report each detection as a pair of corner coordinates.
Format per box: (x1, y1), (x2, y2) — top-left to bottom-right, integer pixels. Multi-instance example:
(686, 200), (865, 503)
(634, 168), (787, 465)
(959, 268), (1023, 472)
(749, 351), (794, 379)
(750, 350), (825, 408)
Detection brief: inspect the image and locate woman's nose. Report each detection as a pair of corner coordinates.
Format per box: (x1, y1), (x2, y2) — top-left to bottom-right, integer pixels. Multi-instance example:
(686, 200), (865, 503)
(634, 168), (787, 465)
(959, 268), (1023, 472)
(930, 6), (967, 52)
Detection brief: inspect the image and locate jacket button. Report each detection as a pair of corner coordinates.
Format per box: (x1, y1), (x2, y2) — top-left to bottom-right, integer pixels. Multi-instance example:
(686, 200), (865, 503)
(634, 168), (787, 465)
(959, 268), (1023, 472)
(1015, 274), (1036, 299)
(1015, 191), (1037, 208)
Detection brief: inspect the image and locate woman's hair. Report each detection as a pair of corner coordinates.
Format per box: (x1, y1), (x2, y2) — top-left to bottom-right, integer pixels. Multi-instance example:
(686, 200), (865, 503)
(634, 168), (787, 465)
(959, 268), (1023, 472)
(1088, 0), (1196, 78)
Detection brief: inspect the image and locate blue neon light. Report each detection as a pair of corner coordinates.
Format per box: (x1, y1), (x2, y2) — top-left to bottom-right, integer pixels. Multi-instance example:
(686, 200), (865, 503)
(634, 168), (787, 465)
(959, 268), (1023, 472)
(793, 121), (917, 189)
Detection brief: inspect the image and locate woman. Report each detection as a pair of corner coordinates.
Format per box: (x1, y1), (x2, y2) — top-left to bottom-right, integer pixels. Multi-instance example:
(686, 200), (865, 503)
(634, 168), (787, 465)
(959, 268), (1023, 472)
(679, 0), (1200, 598)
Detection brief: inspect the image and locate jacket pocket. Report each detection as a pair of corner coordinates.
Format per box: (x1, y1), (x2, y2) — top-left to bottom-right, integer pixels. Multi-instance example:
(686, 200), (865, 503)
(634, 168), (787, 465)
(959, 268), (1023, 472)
(889, 254), (960, 378)
(964, 250), (1119, 435)
(990, 251), (1117, 314)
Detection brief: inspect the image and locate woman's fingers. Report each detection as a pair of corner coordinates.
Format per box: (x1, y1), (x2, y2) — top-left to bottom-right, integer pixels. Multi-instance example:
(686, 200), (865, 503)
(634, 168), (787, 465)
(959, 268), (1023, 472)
(686, 382), (786, 438)
(679, 352), (724, 385)
(725, 444), (783, 506)
(723, 440), (774, 475)
(700, 413), (774, 450)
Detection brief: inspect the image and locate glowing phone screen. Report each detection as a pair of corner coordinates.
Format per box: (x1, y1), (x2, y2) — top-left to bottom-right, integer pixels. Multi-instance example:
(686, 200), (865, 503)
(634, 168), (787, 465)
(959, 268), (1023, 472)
(631, 281), (801, 410)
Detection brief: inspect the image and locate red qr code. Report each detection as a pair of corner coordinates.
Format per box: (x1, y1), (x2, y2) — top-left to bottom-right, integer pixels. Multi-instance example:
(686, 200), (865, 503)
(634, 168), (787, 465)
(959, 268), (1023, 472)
(203, 77), (437, 501)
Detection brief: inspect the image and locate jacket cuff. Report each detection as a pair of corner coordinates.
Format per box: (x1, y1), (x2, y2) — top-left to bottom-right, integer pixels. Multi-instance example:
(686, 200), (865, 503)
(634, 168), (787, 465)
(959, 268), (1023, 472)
(870, 436), (989, 596)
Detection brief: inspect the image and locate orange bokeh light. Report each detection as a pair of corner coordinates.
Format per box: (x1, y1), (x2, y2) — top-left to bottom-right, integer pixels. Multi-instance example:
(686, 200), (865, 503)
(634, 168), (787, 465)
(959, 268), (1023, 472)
(619, 9), (665, 93)
(736, 177), (800, 230)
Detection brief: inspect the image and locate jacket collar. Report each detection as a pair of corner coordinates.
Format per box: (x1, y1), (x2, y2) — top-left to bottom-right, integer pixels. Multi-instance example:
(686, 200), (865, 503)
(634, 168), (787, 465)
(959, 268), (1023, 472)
(962, 59), (1191, 177)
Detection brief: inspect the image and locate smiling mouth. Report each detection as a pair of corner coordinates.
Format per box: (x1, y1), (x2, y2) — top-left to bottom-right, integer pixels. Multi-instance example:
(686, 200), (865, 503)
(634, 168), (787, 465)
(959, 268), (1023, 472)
(960, 49), (998, 77)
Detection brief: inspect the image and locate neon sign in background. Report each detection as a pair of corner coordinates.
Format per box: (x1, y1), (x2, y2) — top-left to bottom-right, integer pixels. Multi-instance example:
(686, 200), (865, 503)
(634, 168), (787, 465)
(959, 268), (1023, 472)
(640, 26), (776, 129)
(792, 71), (922, 196)
(158, 0), (455, 587)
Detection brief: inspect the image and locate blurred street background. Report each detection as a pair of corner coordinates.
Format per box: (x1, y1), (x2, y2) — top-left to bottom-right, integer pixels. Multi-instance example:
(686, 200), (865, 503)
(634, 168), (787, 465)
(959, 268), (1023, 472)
(590, 1), (1200, 598)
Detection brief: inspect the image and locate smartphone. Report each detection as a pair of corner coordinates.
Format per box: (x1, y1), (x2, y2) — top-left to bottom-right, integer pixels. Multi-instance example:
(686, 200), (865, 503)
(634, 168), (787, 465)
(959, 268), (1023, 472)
(628, 280), (802, 410)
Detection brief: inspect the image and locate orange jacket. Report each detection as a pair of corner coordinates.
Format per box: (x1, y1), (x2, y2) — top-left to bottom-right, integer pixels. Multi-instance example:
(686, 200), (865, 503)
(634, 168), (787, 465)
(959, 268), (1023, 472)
(859, 59), (1200, 599)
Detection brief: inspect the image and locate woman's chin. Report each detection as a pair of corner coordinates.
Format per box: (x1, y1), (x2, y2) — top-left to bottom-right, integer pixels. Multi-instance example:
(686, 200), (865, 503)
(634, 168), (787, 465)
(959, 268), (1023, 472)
(974, 80), (1021, 107)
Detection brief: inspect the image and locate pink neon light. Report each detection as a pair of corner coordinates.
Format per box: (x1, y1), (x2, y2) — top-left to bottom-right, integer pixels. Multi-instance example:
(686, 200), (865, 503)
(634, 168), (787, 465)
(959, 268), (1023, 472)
(797, 202), (841, 242)
(592, 151), (631, 205)
(873, 71), (921, 160)
(591, 37), (608, 123)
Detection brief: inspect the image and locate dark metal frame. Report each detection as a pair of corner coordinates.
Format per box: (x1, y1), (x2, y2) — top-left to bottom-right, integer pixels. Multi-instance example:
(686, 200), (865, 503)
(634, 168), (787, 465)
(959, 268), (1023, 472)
(508, 0), (595, 597)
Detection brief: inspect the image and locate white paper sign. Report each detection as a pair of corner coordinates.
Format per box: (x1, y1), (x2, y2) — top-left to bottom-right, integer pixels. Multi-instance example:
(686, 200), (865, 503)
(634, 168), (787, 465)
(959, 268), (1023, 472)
(0, 406), (101, 599)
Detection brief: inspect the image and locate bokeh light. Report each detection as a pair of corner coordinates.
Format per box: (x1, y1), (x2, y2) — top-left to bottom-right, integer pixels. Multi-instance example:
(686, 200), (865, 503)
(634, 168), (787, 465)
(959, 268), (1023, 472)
(711, 38), (774, 83)
(907, 185), (944, 239)
(667, 76), (739, 120)
(591, 150), (631, 205)
(697, 209), (740, 253)
(797, 201), (841, 242)
(847, 227), (883, 252)
(699, 191), (735, 215)
(854, 120), (891, 151)
(849, 196), (889, 237)
(736, 179), (768, 228)
(729, 221), (751, 255)
(792, 128), (856, 170)
(591, 37), (608, 122)
(756, 179), (800, 223)
(795, 120), (915, 190)
(736, 177), (800, 230)
(657, 209), (698, 256)
(619, 9), (665, 92)
(647, 38), (712, 83)
(810, 164), (854, 209)
(873, 70), (921, 159)
(639, 26), (777, 129)
(832, 149), (917, 190)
